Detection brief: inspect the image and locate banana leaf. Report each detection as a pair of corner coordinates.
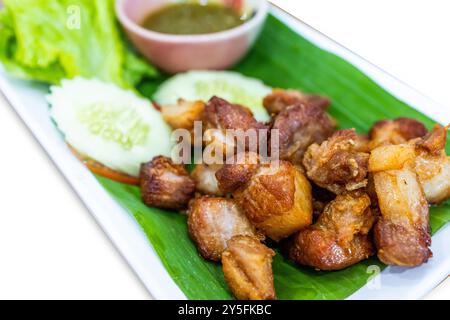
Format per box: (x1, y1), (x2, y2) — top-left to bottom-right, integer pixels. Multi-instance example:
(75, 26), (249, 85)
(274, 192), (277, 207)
(97, 14), (450, 300)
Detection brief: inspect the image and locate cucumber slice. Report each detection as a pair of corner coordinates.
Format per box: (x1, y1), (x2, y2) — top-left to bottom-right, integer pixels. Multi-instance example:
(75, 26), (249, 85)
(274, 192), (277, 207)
(154, 71), (272, 122)
(48, 78), (172, 177)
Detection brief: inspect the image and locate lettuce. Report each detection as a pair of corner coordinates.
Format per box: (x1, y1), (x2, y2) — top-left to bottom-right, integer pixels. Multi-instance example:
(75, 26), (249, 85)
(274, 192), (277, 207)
(0, 0), (157, 87)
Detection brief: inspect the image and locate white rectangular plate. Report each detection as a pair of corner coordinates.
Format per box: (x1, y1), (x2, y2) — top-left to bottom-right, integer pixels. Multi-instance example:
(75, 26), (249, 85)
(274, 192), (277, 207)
(1, 5), (449, 300)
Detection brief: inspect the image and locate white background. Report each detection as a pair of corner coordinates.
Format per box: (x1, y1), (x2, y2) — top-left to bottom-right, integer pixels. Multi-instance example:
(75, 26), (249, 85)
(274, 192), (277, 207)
(0, 0), (449, 299)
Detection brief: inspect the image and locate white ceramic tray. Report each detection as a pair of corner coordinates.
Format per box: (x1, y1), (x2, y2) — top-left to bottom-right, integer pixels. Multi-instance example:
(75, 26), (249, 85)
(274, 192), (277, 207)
(1, 5), (449, 300)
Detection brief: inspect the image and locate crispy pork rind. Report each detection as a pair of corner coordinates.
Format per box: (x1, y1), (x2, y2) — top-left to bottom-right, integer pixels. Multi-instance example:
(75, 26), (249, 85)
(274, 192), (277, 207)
(369, 142), (432, 266)
(303, 129), (370, 194)
(187, 197), (264, 261)
(369, 144), (416, 172)
(191, 163), (224, 196)
(368, 117), (428, 150)
(222, 235), (276, 300)
(287, 191), (375, 270)
(161, 99), (205, 131)
(414, 125), (450, 204)
(369, 124), (450, 204)
(140, 156), (195, 210)
(270, 103), (336, 167)
(263, 89), (330, 115)
(216, 154), (313, 241)
(372, 168), (432, 266)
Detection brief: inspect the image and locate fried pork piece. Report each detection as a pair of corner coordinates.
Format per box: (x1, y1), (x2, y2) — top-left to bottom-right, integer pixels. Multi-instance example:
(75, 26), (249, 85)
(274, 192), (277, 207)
(222, 236), (276, 300)
(270, 103), (336, 167)
(140, 156), (195, 210)
(369, 143), (432, 266)
(216, 151), (261, 194)
(203, 96), (268, 158)
(303, 129), (370, 194)
(216, 154), (313, 241)
(187, 197), (263, 261)
(372, 168), (432, 266)
(369, 124), (450, 204)
(368, 117), (428, 150)
(263, 89), (330, 115)
(191, 164), (224, 196)
(369, 144), (416, 172)
(414, 124), (450, 204)
(161, 99), (205, 130)
(287, 191), (375, 270)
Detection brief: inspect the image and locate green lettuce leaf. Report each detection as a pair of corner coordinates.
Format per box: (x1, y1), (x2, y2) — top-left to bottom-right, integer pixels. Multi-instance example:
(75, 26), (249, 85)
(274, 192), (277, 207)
(0, 0), (157, 87)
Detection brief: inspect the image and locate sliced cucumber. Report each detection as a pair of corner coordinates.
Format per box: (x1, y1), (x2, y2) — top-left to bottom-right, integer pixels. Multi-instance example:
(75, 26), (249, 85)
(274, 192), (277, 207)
(154, 70), (272, 122)
(47, 78), (172, 177)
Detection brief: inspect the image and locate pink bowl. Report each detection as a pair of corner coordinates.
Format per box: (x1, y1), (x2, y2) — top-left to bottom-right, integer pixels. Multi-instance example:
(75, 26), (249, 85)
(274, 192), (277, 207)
(116, 0), (269, 74)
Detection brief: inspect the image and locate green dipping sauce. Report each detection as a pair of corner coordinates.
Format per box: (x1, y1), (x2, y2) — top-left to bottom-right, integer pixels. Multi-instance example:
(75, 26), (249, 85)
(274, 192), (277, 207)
(142, 3), (246, 35)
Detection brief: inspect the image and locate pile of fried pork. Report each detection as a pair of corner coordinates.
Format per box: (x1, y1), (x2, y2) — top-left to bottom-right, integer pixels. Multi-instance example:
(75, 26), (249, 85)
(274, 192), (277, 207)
(140, 89), (450, 300)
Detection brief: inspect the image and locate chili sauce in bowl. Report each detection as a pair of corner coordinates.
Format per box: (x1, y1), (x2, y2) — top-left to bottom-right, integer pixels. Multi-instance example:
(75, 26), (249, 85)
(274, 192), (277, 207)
(142, 3), (248, 35)
(116, 0), (269, 73)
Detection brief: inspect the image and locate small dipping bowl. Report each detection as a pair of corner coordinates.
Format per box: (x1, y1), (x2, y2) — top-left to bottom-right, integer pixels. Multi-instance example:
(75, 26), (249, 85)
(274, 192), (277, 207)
(116, 0), (269, 73)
